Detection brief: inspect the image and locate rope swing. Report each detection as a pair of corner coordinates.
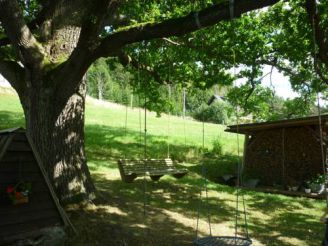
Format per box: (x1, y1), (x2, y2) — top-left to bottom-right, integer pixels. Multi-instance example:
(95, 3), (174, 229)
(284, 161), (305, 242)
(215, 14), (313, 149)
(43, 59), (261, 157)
(194, 0), (252, 245)
(117, 45), (187, 183)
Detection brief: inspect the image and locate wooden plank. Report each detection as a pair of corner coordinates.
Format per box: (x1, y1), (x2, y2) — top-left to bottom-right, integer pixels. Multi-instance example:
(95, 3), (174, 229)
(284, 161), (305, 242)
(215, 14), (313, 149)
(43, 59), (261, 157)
(12, 133), (28, 142)
(0, 200), (56, 215)
(0, 208), (60, 227)
(118, 158), (188, 181)
(123, 166), (145, 171)
(0, 135), (14, 161)
(26, 133), (71, 229)
(0, 136), (7, 150)
(0, 172), (44, 183)
(7, 141), (31, 152)
(1, 152), (35, 162)
(0, 161), (39, 172)
(129, 159), (184, 172)
(0, 169), (41, 177)
(0, 216), (62, 238)
(1, 152), (36, 162)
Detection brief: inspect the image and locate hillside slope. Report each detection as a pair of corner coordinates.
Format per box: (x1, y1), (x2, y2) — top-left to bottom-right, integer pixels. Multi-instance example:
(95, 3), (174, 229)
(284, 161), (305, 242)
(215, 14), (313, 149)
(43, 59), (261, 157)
(0, 88), (239, 160)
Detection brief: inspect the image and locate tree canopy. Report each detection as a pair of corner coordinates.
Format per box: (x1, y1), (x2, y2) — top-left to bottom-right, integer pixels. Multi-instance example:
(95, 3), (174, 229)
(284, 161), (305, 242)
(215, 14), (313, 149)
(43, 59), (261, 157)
(120, 0), (328, 118)
(1, 0), (327, 114)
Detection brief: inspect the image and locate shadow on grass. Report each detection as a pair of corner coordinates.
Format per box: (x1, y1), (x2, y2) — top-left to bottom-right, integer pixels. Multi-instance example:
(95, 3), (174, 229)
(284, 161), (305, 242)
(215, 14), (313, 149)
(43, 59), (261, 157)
(187, 155), (240, 184)
(248, 211), (323, 246)
(85, 124), (204, 170)
(84, 124), (324, 244)
(66, 172), (240, 246)
(66, 172), (325, 246)
(246, 191), (319, 212)
(85, 124), (240, 176)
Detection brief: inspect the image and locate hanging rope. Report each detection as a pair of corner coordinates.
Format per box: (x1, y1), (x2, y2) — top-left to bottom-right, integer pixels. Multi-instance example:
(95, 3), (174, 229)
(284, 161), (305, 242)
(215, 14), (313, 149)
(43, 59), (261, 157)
(167, 85), (171, 158)
(194, 0), (213, 237)
(136, 48), (149, 221)
(144, 97), (147, 160)
(232, 55), (249, 239)
(124, 94), (129, 159)
(143, 94), (149, 216)
(195, 1), (251, 245)
(316, 93), (327, 206)
(137, 54), (143, 159)
(167, 66), (172, 158)
(203, 109), (212, 237)
(311, 9), (328, 207)
(229, 0), (249, 239)
(195, 90), (213, 239)
(194, 0), (250, 244)
(183, 87), (187, 148)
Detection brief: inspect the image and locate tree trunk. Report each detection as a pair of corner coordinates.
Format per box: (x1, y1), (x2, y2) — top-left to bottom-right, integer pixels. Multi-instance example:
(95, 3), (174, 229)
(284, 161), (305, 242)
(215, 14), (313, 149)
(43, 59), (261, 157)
(97, 78), (103, 100)
(23, 78), (95, 204)
(21, 23), (96, 203)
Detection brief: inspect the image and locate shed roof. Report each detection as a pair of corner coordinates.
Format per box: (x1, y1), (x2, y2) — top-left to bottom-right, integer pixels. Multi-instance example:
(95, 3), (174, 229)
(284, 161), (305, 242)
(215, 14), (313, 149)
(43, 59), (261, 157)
(226, 114), (328, 134)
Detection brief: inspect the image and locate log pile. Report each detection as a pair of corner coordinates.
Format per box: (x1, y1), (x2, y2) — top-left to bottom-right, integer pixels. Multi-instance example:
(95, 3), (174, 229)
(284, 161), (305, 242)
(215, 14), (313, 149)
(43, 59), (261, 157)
(244, 125), (327, 186)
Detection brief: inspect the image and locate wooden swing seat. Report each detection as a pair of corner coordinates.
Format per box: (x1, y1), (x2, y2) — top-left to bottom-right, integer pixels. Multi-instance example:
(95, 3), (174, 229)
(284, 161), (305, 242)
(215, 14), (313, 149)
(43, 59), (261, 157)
(117, 158), (188, 183)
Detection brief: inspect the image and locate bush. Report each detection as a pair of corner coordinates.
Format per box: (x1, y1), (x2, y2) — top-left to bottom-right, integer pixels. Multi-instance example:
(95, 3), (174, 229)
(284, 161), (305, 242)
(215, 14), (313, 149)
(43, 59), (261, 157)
(211, 138), (223, 157)
(193, 101), (231, 124)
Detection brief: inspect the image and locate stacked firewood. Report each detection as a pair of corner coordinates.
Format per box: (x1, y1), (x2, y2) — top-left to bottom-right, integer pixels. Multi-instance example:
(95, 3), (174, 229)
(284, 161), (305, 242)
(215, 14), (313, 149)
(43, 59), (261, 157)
(244, 126), (327, 187)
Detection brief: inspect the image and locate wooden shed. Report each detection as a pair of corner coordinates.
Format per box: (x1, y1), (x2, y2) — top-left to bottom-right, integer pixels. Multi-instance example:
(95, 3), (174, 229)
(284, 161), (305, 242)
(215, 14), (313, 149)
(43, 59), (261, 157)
(226, 115), (328, 186)
(0, 128), (69, 244)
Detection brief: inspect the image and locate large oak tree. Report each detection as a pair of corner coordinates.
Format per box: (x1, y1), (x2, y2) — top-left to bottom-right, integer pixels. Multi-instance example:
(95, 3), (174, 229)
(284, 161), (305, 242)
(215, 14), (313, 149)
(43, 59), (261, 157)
(0, 0), (326, 203)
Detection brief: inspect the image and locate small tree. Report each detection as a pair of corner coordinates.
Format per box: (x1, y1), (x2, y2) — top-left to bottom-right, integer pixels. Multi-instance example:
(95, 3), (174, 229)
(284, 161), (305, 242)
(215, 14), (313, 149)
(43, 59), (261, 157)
(87, 58), (111, 100)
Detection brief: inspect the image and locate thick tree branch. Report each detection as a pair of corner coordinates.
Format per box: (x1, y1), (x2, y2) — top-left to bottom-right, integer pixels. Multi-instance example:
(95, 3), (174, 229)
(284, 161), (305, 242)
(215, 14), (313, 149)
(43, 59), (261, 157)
(314, 63), (328, 86)
(305, 0), (328, 64)
(243, 65), (260, 107)
(244, 80), (256, 107)
(0, 0), (63, 47)
(53, 0), (120, 108)
(0, 59), (25, 95)
(260, 58), (299, 78)
(0, 0), (44, 69)
(28, 0), (62, 39)
(261, 58), (314, 89)
(95, 0), (280, 57)
(51, 0), (278, 113)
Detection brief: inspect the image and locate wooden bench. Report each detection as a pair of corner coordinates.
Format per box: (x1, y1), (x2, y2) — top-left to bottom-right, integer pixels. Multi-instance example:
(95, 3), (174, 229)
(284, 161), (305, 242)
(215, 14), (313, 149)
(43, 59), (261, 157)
(117, 158), (188, 183)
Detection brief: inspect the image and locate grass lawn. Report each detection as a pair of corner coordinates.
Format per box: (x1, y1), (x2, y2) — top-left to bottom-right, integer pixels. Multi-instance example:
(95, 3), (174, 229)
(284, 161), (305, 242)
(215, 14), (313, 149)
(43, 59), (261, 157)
(0, 88), (325, 246)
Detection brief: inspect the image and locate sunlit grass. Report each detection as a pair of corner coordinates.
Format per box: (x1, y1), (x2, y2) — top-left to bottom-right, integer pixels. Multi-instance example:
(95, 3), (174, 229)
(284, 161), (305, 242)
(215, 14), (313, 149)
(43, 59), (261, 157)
(84, 98), (239, 159)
